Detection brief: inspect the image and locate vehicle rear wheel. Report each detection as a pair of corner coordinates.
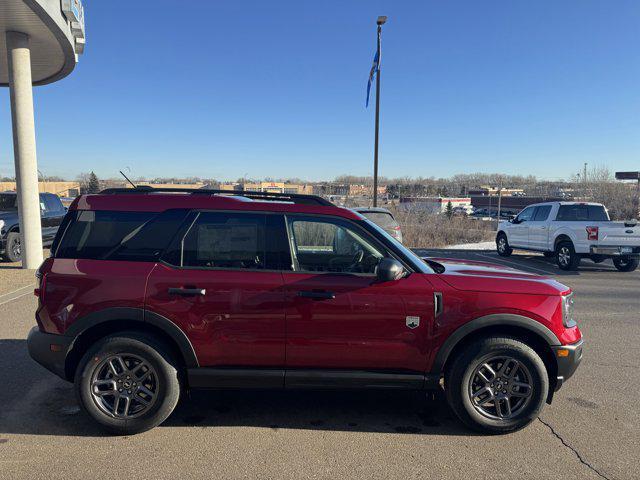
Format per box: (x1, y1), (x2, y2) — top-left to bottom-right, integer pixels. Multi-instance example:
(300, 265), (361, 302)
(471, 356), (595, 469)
(613, 257), (639, 272)
(445, 337), (548, 434)
(496, 233), (512, 257)
(75, 333), (181, 435)
(5, 231), (21, 263)
(556, 241), (580, 271)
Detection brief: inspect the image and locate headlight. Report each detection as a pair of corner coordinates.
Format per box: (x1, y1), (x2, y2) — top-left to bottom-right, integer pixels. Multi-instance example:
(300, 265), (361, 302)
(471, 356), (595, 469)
(562, 293), (576, 328)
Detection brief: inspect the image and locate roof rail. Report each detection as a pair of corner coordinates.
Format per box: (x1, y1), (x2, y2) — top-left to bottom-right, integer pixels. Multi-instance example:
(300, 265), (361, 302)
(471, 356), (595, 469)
(98, 186), (334, 206)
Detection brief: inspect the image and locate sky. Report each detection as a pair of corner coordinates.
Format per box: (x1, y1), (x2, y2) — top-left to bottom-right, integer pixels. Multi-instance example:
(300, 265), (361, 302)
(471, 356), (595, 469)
(1, 0), (639, 182)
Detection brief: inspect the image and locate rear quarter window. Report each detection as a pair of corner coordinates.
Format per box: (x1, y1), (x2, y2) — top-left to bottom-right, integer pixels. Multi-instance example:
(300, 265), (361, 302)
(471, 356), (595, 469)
(55, 210), (188, 261)
(360, 212), (398, 229)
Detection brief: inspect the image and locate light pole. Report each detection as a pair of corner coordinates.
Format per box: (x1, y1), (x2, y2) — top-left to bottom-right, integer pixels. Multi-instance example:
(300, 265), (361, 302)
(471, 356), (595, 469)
(372, 15), (387, 207)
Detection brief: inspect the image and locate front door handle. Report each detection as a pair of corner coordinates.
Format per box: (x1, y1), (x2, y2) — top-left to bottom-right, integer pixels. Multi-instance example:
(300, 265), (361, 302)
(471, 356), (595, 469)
(297, 290), (336, 300)
(168, 287), (206, 296)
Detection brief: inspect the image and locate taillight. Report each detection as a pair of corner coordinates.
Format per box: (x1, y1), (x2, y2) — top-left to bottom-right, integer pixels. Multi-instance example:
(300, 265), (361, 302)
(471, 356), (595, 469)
(586, 226), (599, 241)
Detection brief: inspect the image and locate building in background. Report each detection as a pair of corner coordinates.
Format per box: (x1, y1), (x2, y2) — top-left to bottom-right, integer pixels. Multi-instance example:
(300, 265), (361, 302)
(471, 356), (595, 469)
(467, 186), (525, 196)
(313, 184), (387, 197)
(0, 181), (80, 197)
(219, 182), (313, 195)
(399, 197), (472, 214)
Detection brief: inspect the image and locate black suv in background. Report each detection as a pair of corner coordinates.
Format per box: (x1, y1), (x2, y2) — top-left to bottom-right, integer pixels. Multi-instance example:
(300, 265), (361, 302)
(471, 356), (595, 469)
(0, 192), (66, 262)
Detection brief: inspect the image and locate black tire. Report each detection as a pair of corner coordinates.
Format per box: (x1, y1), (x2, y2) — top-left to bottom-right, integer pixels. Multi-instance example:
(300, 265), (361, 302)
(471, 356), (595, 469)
(75, 333), (181, 435)
(496, 233), (513, 257)
(5, 231), (21, 263)
(445, 337), (548, 434)
(613, 257), (639, 272)
(555, 241), (580, 271)
(543, 252), (554, 258)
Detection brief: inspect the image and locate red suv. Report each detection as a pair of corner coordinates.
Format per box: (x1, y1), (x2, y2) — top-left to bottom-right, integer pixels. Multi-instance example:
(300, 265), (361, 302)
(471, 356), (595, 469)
(27, 188), (582, 435)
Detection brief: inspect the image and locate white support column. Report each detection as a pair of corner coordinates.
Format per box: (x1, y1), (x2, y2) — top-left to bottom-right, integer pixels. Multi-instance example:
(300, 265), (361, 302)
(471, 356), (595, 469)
(6, 31), (43, 269)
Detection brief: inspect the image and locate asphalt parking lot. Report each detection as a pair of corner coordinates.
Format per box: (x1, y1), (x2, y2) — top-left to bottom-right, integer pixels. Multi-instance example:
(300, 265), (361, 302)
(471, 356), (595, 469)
(1, 249), (638, 480)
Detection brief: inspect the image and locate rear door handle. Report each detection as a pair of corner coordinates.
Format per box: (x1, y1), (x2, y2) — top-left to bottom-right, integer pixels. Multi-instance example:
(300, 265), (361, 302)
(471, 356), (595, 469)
(168, 287), (206, 296)
(297, 290), (336, 300)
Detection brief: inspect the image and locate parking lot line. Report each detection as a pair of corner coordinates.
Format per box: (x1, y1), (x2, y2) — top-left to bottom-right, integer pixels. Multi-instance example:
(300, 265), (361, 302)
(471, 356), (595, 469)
(0, 285), (35, 307)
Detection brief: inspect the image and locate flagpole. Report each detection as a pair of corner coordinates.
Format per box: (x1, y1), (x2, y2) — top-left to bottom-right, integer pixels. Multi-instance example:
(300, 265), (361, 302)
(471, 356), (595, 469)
(373, 16), (386, 207)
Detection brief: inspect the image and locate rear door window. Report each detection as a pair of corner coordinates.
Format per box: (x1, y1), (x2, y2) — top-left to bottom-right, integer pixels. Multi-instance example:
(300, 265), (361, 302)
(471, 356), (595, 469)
(533, 205), (552, 221)
(177, 212), (291, 271)
(360, 212), (398, 229)
(556, 205), (608, 221)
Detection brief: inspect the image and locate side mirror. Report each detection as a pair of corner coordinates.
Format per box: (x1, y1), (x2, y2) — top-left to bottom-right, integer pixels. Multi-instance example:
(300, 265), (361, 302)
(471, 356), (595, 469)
(376, 258), (405, 282)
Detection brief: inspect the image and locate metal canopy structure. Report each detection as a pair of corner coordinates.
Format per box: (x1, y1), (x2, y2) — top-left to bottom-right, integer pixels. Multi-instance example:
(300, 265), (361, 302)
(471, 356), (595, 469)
(0, 0), (81, 85)
(1, 0), (85, 268)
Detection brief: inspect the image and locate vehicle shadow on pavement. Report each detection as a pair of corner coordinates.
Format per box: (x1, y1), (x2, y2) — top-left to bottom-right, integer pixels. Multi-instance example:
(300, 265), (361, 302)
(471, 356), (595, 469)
(0, 339), (474, 437)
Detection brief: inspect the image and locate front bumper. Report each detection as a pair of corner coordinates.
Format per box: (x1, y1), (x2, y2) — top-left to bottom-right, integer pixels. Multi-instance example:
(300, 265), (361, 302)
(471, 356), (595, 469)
(551, 339), (583, 391)
(27, 327), (73, 380)
(590, 245), (640, 256)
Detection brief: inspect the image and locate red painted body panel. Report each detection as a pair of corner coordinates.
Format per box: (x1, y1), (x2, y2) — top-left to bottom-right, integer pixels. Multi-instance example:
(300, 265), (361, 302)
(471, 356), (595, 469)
(36, 258), (152, 335)
(144, 263), (286, 367)
(281, 272), (434, 372)
(71, 193), (362, 220)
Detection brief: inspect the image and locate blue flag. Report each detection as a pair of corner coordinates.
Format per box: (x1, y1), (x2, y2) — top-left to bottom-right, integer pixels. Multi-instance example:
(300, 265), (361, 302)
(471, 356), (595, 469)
(366, 49), (379, 108)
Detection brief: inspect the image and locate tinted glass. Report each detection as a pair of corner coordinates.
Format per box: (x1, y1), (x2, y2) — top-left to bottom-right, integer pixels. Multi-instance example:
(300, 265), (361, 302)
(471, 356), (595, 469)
(181, 212), (270, 270)
(289, 217), (384, 274)
(533, 205), (551, 221)
(56, 210), (156, 259)
(360, 211), (398, 229)
(0, 194), (17, 210)
(556, 205), (608, 221)
(588, 205), (609, 221)
(43, 194), (64, 213)
(516, 206), (535, 222)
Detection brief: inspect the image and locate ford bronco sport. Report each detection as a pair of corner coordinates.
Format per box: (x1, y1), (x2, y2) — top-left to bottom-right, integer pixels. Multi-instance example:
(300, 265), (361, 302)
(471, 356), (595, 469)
(28, 187), (583, 434)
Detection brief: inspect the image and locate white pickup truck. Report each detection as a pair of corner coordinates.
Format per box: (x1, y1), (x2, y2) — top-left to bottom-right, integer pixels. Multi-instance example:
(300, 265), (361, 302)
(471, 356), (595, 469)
(496, 201), (640, 271)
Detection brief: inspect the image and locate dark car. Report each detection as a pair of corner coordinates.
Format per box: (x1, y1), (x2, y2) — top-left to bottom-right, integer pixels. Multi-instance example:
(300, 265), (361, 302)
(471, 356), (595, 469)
(28, 187), (582, 435)
(352, 207), (403, 243)
(0, 192), (67, 262)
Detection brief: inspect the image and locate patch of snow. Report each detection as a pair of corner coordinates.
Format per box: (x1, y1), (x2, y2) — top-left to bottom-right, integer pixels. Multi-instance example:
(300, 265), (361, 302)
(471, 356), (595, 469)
(444, 241), (495, 250)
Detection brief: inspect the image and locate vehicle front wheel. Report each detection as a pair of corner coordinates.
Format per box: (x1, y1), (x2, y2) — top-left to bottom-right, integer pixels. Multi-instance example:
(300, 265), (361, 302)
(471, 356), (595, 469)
(613, 256), (639, 272)
(75, 333), (181, 435)
(556, 241), (580, 271)
(496, 233), (513, 257)
(5, 232), (21, 263)
(445, 336), (549, 434)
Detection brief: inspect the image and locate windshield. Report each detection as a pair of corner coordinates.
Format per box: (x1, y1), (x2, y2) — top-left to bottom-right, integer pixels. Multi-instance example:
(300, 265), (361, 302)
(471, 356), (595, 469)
(0, 194), (17, 210)
(361, 218), (433, 274)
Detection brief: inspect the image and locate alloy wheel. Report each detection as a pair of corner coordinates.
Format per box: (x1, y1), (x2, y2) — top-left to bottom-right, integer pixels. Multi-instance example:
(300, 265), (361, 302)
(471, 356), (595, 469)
(90, 353), (159, 419)
(468, 356), (533, 420)
(558, 246), (571, 267)
(11, 238), (20, 260)
(497, 237), (506, 253)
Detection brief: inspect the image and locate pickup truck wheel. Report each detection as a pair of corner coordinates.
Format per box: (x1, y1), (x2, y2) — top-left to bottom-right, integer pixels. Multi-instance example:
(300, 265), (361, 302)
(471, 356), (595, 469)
(445, 337), (548, 434)
(5, 232), (21, 263)
(556, 242), (580, 271)
(613, 257), (639, 272)
(496, 234), (512, 257)
(75, 333), (181, 435)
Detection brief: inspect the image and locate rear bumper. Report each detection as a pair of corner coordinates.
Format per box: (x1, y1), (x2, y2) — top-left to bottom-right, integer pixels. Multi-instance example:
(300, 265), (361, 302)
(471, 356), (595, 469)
(552, 339), (583, 392)
(27, 327), (73, 380)
(590, 246), (640, 256)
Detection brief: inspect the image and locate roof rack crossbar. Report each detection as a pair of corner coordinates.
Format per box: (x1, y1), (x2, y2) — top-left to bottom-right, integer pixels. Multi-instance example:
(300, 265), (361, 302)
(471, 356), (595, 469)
(98, 187), (333, 206)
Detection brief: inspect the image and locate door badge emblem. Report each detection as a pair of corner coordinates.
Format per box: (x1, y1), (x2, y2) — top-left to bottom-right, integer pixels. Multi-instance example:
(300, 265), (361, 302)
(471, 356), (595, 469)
(406, 316), (420, 329)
